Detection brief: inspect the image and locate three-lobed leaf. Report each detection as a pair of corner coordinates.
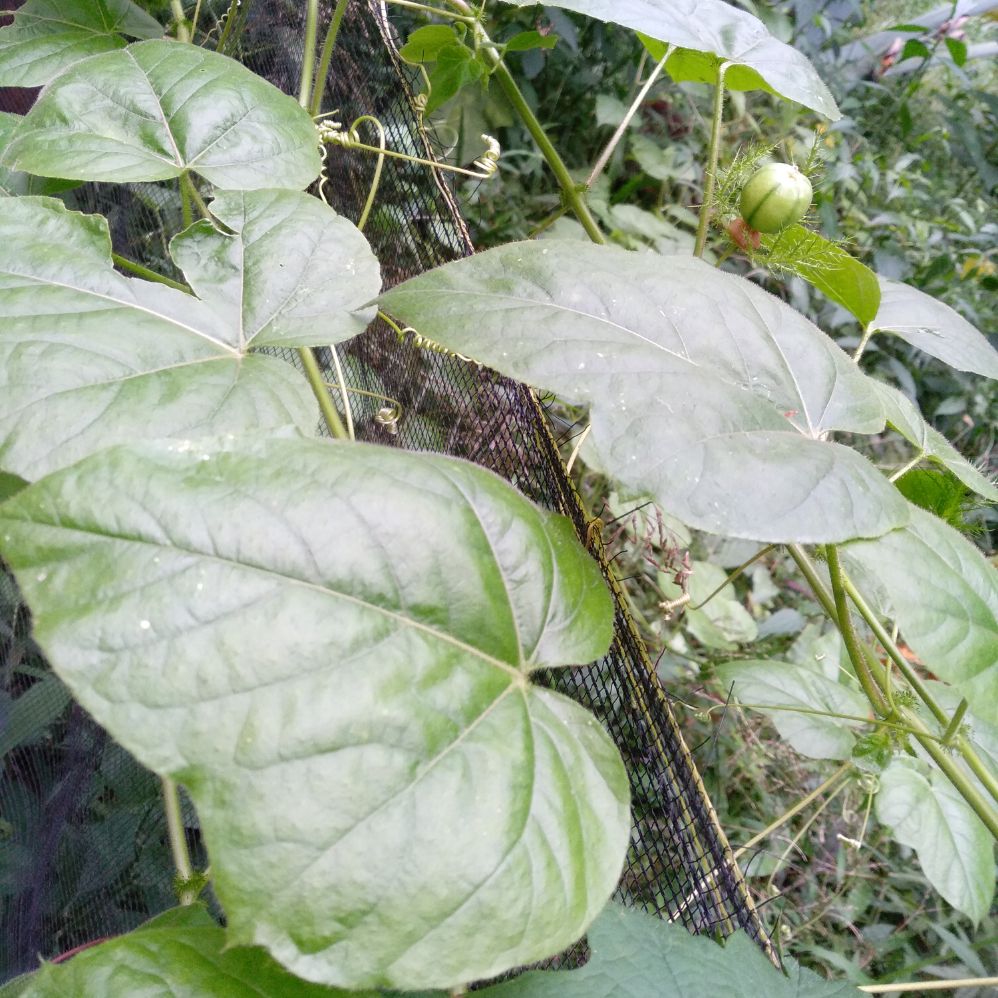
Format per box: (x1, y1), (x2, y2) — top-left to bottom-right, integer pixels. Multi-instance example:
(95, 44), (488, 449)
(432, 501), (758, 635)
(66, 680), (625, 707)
(170, 189), (381, 348)
(2, 40), (320, 189)
(0, 0), (162, 87)
(378, 241), (908, 543)
(842, 505), (998, 724)
(0, 437), (628, 991)
(876, 758), (995, 923)
(0, 192), (380, 481)
(497, 1), (840, 119)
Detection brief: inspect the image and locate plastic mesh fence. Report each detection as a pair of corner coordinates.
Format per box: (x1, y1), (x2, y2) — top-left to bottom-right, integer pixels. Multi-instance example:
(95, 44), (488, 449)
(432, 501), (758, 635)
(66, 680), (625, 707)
(0, 0), (772, 982)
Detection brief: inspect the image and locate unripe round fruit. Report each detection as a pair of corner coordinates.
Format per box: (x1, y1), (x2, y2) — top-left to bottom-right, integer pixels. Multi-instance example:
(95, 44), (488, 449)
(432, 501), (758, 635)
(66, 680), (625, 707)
(738, 162), (813, 234)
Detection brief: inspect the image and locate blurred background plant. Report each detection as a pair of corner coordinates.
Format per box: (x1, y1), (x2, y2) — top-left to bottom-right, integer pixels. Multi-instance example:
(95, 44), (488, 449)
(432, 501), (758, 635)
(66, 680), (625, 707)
(392, 1), (997, 993)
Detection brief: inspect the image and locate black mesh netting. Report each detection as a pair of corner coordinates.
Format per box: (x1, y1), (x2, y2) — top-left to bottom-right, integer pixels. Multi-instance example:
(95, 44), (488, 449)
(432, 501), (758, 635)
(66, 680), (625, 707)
(0, 0), (772, 983)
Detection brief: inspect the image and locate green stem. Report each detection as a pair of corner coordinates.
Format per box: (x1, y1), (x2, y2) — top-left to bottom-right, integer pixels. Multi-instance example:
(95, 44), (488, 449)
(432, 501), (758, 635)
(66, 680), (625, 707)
(190, 0), (203, 40)
(298, 0), (320, 110)
(386, 0), (475, 21)
(888, 452), (924, 482)
(329, 346), (355, 440)
(688, 544), (774, 610)
(322, 133), (495, 179)
(445, 1), (604, 242)
(180, 176), (193, 230)
(491, 59), (604, 243)
(720, 702), (939, 741)
(309, 0), (350, 117)
(162, 777), (196, 905)
(827, 546), (891, 717)
(942, 698), (969, 744)
(215, 0), (240, 53)
(840, 573), (998, 805)
(693, 62), (731, 258)
(298, 347), (349, 440)
(181, 173), (210, 220)
(350, 117), (387, 232)
(112, 253), (190, 293)
(586, 46), (673, 188)
(790, 545), (998, 830)
(170, 0), (190, 42)
(860, 978), (998, 995)
(732, 762), (851, 861)
(852, 321), (876, 362)
(841, 573), (948, 727)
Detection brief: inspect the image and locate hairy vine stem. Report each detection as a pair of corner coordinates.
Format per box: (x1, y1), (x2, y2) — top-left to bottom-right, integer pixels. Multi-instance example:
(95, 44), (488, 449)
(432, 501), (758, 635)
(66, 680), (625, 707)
(162, 776), (196, 905)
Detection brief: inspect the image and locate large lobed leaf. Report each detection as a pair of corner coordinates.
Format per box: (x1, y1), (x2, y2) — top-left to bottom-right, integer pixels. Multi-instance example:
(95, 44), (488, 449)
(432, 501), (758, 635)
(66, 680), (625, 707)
(876, 758), (995, 924)
(842, 506), (998, 725)
(11, 906), (370, 998)
(378, 241), (908, 544)
(0, 193), (380, 481)
(2, 39), (320, 189)
(0, 111), (77, 197)
(498, 0), (840, 120)
(0, 437), (628, 991)
(476, 903), (862, 997)
(0, 0), (162, 87)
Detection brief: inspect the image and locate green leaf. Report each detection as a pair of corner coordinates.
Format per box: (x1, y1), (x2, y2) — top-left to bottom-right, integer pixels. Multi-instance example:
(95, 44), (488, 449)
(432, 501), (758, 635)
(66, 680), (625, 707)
(0, 195), (328, 481)
(0, 437), (627, 991)
(873, 381), (998, 503)
(842, 506), (998, 724)
(399, 24), (460, 65)
(0, 470), (29, 503)
(0, 975), (33, 998)
(871, 279), (998, 379)
(0, 110), (77, 197)
(851, 731), (894, 774)
(0, 674), (72, 755)
(378, 241), (908, 544)
(715, 660), (868, 759)
(424, 43), (485, 115)
(899, 38), (931, 62)
(3, 40), (320, 189)
(476, 903), (863, 996)
(876, 758), (995, 923)
(504, 30), (559, 53)
(169, 189), (381, 348)
(759, 225), (881, 327)
(15, 905), (370, 997)
(945, 36), (968, 67)
(495, 2), (839, 119)
(0, 0), (162, 87)
(895, 468), (976, 533)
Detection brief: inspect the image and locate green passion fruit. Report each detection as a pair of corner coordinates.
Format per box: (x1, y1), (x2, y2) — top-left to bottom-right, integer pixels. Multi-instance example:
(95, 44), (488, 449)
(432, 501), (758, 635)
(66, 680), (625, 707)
(738, 162), (813, 234)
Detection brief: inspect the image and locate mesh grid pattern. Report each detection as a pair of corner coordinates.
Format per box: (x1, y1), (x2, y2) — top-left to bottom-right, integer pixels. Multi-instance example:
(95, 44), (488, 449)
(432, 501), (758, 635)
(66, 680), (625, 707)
(0, 0), (770, 982)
